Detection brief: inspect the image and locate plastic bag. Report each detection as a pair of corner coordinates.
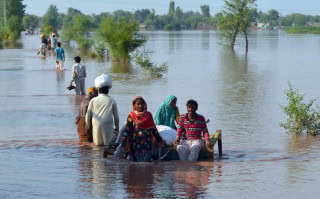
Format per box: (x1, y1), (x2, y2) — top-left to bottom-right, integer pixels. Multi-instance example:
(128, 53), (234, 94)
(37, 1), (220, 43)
(156, 125), (177, 146)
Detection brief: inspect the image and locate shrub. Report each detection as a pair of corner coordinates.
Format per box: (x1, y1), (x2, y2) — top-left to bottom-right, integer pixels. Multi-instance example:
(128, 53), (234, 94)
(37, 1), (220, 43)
(2, 16), (24, 43)
(133, 50), (168, 78)
(280, 83), (320, 135)
(98, 17), (146, 62)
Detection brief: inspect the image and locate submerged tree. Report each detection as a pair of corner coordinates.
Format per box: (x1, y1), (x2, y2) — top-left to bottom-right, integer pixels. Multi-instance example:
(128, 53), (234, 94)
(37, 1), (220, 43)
(281, 83), (320, 135)
(98, 17), (146, 62)
(217, 0), (256, 52)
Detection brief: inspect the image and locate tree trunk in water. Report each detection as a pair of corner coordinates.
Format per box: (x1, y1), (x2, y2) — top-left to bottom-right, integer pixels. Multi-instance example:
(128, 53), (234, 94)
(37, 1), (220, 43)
(245, 32), (248, 53)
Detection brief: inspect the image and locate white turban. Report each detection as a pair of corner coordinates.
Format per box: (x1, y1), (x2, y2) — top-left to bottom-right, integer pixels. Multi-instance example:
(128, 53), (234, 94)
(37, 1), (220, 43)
(95, 74), (112, 88)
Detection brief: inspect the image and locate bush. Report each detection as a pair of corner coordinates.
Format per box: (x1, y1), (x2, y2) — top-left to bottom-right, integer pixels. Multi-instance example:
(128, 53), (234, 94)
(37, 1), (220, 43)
(280, 83), (320, 135)
(98, 17), (146, 62)
(2, 16), (24, 43)
(133, 50), (168, 78)
(40, 26), (58, 37)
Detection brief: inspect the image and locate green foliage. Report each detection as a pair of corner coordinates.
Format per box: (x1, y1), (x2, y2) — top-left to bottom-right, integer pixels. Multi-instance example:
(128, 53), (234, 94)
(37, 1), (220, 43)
(42, 5), (59, 29)
(281, 83), (320, 135)
(285, 26), (320, 34)
(217, 0), (256, 51)
(2, 16), (23, 42)
(133, 51), (168, 78)
(22, 14), (39, 30)
(200, 5), (210, 17)
(61, 15), (94, 50)
(92, 33), (107, 58)
(98, 17), (146, 62)
(0, 0), (26, 23)
(41, 26), (57, 37)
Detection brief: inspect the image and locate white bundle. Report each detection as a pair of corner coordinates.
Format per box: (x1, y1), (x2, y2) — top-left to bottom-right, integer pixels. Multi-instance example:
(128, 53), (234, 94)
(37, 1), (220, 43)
(95, 73), (112, 88)
(157, 125), (177, 146)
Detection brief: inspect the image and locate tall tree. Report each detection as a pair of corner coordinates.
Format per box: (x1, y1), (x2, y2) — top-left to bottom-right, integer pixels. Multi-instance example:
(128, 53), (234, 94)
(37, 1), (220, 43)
(42, 5), (59, 29)
(217, 0), (256, 52)
(200, 5), (210, 17)
(0, 0), (26, 24)
(22, 14), (39, 30)
(168, 1), (175, 17)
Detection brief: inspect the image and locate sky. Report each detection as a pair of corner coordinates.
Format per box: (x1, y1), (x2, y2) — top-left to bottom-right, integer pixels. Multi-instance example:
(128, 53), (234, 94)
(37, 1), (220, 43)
(23, 0), (320, 16)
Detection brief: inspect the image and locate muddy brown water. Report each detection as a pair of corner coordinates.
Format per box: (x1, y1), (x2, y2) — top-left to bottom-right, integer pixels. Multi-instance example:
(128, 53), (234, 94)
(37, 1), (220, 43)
(1, 31), (320, 198)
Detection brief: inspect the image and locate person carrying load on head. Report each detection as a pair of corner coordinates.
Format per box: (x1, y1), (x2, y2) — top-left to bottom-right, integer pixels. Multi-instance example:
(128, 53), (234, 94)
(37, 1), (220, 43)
(174, 99), (211, 162)
(153, 95), (180, 130)
(50, 33), (57, 51)
(121, 96), (164, 162)
(85, 74), (119, 146)
(75, 87), (98, 143)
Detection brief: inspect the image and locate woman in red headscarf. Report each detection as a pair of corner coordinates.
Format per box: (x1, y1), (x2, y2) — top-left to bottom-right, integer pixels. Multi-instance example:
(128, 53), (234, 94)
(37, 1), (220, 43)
(121, 96), (164, 162)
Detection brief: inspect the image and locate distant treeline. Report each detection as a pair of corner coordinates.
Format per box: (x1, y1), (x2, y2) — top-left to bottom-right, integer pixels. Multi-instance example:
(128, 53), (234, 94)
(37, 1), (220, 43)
(18, 2), (320, 32)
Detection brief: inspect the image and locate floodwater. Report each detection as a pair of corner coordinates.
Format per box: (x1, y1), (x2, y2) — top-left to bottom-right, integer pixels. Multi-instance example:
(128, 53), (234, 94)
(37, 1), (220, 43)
(1, 30), (320, 198)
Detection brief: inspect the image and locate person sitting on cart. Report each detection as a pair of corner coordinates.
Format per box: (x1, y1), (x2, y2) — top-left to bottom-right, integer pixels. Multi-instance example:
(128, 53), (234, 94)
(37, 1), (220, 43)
(174, 99), (210, 161)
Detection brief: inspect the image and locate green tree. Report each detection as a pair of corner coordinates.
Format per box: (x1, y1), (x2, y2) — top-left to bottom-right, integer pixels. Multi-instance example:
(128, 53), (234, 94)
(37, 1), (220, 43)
(0, 0), (26, 25)
(42, 5), (59, 29)
(2, 16), (23, 42)
(267, 9), (280, 28)
(281, 83), (320, 135)
(98, 17), (146, 62)
(217, 0), (256, 51)
(168, 1), (175, 17)
(200, 5), (210, 17)
(134, 9), (151, 23)
(22, 14), (39, 31)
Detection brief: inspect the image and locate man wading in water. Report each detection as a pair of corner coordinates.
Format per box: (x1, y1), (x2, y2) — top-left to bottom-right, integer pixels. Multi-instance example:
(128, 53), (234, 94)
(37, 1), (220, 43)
(70, 56), (86, 95)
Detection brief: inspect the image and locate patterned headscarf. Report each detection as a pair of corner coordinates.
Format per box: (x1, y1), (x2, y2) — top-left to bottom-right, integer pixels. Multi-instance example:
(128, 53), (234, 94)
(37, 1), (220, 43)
(153, 95), (177, 129)
(129, 96), (155, 129)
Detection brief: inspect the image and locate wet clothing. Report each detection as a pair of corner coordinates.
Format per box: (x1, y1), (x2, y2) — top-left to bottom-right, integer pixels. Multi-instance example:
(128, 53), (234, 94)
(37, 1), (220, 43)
(177, 139), (203, 161)
(176, 113), (209, 161)
(51, 36), (57, 49)
(55, 47), (65, 61)
(76, 98), (93, 143)
(39, 43), (46, 57)
(176, 113), (209, 141)
(153, 95), (180, 129)
(122, 112), (163, 162)
(72, 63), (86, 95)
(85, 94), (119, 146)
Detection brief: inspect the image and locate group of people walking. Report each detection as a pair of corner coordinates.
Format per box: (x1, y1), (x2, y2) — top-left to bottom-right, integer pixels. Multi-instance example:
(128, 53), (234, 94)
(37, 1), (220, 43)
(75, 74), (211, 162)
(39, 32), (65, 71)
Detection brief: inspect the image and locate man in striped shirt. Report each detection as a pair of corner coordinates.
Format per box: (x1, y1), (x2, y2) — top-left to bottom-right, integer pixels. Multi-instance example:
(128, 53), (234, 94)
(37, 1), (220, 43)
(174, 99), (210, 161)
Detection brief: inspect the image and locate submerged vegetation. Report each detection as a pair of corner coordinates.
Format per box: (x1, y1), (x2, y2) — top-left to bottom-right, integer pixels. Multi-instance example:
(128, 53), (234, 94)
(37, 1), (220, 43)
(285, 26), (320, 34)
(133, 51), (168, 78)
(281, 83), (320, 135)
(98, 17), (146, 62)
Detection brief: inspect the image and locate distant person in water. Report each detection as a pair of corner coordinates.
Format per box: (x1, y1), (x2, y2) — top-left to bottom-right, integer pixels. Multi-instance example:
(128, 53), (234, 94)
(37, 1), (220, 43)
(174, 99), (211, 161)
(75, 87), (98, 143)
(50, 33), (57, 52)
(55, 42), (65, 70)
(153, 95), (180, 130)
(121, 96), (164, 162)
(85, 74), (119, 146)
(70, 56), (86, 95)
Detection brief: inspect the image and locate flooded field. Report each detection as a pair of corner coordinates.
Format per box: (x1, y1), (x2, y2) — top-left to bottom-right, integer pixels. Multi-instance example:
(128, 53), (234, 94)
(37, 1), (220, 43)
(1, 30), (320, 198)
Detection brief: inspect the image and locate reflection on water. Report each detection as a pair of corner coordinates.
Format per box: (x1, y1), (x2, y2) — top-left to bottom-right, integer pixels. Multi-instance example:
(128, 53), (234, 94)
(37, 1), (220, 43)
(110, 61), (132, 74)
(1, 32), (320, 198)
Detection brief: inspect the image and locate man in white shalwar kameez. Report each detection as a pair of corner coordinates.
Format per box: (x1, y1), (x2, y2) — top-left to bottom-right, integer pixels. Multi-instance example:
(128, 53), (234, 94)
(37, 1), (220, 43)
(85, 74), (119, 146)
